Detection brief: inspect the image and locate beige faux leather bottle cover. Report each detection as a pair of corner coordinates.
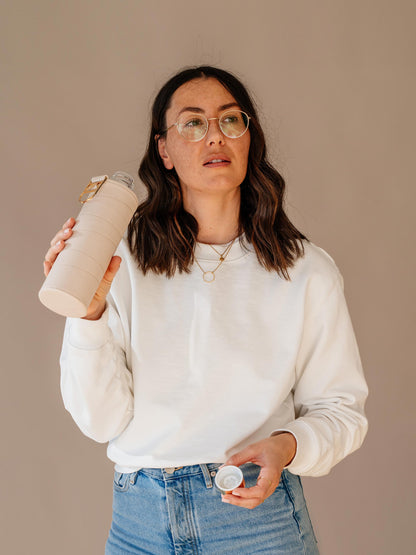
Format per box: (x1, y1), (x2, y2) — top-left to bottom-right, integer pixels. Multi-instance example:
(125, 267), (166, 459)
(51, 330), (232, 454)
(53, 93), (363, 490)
(38, 174), (139, 317)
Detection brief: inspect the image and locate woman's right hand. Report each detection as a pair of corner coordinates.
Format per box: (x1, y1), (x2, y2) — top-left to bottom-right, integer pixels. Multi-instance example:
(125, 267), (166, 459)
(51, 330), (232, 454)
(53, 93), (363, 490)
(43, 217), (122, 320)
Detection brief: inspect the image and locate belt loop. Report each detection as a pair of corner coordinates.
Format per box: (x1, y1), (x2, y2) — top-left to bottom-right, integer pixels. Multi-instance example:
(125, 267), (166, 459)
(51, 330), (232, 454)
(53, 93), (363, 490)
(129, 470), (139, 485)
(200, 464), (214, 489)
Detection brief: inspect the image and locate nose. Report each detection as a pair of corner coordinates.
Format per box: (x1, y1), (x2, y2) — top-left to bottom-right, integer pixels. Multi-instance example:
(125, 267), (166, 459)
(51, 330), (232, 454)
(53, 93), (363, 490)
(205, 117), (225, 145)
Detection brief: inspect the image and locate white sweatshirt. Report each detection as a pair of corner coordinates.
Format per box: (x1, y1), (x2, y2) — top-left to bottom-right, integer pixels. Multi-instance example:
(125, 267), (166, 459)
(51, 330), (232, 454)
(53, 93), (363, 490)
(59, 236), (368, 476)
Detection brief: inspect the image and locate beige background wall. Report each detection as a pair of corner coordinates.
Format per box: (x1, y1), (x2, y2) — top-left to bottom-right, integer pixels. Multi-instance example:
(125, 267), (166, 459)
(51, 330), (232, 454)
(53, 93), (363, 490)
(1, 1), (415, 553)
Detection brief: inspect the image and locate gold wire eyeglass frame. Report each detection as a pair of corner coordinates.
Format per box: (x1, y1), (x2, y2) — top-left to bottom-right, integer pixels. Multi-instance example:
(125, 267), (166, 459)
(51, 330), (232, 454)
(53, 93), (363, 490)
(155, 110), (251, 142)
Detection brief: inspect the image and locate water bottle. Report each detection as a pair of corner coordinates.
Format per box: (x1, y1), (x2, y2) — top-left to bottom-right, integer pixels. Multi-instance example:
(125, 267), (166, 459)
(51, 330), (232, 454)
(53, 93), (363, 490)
(38, 171), (139, 318)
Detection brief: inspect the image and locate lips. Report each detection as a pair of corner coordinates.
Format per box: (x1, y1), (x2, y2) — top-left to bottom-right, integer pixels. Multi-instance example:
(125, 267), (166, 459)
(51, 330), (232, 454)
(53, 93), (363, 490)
(203, 154), (231, 166)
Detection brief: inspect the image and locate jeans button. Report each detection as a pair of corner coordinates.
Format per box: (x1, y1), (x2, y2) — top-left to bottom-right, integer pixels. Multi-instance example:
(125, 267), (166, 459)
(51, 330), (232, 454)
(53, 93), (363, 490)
(164, 467), (175, 474)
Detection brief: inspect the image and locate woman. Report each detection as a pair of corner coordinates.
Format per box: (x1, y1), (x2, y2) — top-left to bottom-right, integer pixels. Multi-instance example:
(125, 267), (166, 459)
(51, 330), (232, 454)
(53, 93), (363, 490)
(44, 66), (368, 554)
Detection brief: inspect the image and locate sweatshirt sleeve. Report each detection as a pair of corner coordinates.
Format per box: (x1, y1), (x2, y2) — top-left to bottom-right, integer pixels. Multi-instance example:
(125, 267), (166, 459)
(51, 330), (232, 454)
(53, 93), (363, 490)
(59, 297), (134, 443)
(273, 268), (369, 477)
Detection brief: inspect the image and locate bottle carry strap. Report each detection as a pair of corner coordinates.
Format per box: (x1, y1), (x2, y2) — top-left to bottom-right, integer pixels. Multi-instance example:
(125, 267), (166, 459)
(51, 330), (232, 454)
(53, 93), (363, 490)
(79, 175), (108, 204)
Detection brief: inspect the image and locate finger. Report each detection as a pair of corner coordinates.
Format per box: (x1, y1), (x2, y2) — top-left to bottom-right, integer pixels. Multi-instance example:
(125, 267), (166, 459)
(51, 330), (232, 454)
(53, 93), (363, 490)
(254, 467), (279, 498)
(224, 445), (257, 467)
(45, 218), (76, 265)
(256, 467), (277, 491)
(94, 256), (122, 298)
(222, 476), (276, 508)
(44, 238), (66, 266)
(256, 474), (275, 497)
(59, 216), (76, 230)
(229, 483), (267, 499)
(106, 256), (122, 278)
(222, 493), (265, 510)
(230, 467), (278, 500)
(43, 259), (52, 277)
(50, 219), (75, 247)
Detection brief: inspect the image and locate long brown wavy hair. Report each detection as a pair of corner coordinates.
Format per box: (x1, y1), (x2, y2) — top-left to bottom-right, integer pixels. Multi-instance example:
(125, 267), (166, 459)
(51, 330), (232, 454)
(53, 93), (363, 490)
(128, 65), (309, 280)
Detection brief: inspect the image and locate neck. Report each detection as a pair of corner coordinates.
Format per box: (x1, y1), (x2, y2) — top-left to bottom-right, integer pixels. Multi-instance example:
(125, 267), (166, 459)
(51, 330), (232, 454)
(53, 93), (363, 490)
(183, 188), (241, 244)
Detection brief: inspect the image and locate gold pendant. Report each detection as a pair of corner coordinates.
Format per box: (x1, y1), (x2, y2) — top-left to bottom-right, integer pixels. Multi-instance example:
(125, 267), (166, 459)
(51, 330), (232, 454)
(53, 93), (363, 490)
(203, 271), (215, 283)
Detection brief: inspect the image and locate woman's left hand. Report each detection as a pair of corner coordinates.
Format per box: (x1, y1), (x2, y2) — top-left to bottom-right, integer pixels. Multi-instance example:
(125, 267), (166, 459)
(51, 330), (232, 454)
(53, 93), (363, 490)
(221, 432), (297, 510)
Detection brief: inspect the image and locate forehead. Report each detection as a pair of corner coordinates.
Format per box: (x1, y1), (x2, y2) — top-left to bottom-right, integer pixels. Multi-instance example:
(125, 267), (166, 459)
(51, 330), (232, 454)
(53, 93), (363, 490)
(167, 78), (238, 118)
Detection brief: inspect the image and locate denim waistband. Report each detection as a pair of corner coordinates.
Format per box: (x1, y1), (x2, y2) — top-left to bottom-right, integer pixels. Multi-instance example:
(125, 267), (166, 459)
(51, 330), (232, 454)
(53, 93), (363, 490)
(134, 463), (223, 489)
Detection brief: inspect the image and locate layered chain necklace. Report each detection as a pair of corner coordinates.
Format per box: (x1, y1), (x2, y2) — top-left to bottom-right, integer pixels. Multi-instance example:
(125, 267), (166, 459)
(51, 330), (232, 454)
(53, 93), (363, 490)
(194, 237), (237, 283)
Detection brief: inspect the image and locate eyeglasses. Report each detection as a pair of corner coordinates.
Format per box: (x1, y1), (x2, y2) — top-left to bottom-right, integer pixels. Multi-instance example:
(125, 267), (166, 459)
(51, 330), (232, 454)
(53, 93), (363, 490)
(157, 109), (251, 142)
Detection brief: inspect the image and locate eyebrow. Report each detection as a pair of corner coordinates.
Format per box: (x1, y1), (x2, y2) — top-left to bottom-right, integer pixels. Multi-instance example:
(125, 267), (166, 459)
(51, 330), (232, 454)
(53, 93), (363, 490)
(176, 102), (240, 118)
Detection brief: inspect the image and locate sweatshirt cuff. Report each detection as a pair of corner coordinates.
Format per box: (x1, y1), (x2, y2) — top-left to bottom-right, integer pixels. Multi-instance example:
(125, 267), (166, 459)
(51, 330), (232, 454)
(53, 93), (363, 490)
(67, 304), (111, 349)
(271, 419), (319, 475)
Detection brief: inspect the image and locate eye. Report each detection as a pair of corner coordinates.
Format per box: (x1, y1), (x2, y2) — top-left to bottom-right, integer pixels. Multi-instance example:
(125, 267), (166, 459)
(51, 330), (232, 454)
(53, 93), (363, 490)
(221, 111), (245, 125)
(183, 116), (205, 128)
(223, 115), (239, 124)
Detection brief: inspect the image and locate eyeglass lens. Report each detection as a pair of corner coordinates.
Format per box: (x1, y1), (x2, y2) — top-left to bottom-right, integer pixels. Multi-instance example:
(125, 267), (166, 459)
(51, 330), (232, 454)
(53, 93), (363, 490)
(178, 110), (249, 141)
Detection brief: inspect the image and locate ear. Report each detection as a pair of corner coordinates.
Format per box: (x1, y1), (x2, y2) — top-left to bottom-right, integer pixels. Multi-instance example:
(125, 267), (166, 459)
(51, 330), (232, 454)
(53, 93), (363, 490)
(157, 137), (174, 170)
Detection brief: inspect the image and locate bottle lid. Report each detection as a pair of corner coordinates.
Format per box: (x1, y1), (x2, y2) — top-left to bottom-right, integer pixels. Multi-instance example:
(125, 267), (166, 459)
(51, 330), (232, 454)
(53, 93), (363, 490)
(111, 171), (134, 189)
(214, 465), (244, 493)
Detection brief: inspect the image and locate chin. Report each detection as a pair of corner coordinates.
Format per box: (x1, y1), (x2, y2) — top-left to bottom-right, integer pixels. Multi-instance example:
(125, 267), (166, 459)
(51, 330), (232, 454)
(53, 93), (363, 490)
(206, 174), (243, 188)
(206, 181), (241, 194)
(180, 176), (242, 197)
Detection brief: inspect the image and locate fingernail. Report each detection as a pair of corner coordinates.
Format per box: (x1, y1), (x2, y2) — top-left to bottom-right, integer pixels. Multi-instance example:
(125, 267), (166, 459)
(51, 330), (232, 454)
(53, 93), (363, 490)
(63, 228), (70, 235)
(221, 497), (230, 504)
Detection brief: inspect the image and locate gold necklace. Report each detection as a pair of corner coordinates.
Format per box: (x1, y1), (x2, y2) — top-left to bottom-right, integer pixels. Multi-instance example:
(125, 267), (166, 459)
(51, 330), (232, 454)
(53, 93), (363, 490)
(194, 237), (237, 283)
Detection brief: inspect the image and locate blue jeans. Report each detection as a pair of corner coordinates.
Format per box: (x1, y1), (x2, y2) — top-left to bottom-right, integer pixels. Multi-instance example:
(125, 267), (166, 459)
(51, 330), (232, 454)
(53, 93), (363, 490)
(105, 463), (319, 554)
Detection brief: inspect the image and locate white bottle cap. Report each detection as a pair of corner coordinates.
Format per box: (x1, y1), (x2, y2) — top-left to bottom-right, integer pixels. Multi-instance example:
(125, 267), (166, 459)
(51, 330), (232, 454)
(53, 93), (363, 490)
(214, 465), (244, 493)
